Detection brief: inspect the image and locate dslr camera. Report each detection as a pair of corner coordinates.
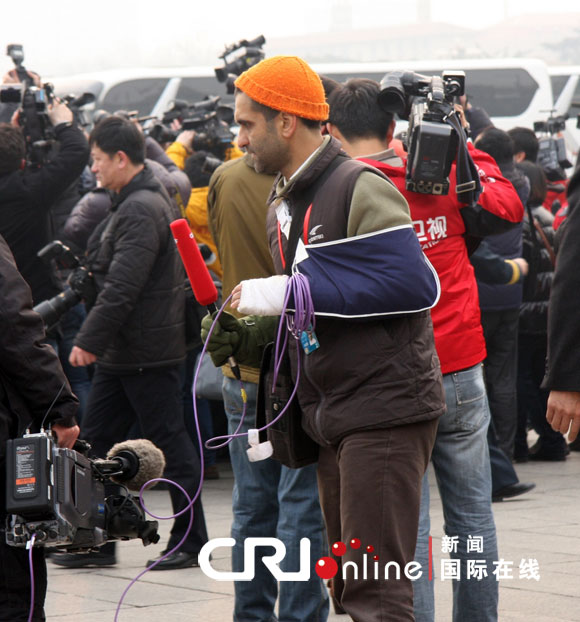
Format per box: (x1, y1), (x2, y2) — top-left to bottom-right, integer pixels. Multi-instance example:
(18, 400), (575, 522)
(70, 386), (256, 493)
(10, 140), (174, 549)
(33, 241), (97, 332)
(378, 70), (468, 196)
(534, 113), (572, 177)
(0, 44), (56, 165)
(5, 431), (163, 550)
(214, 35), (266, 94)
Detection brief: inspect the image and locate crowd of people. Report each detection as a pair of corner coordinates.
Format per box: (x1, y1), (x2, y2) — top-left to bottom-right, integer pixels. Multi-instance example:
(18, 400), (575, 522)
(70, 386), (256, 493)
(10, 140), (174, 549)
(0, 53), (579, 622)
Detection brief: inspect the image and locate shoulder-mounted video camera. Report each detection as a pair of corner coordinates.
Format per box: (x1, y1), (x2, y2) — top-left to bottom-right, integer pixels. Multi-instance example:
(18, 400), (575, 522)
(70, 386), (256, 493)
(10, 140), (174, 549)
(148, 95), (235, 159)
(0, 44), (56, 166)
(33, 240), (97, 332)
(534, 112), (572, 177)
(378, 70), (473, 197)
(60, 91), (96, 129)
(214, 35), (266, 94)
(5, 430), (163, 550)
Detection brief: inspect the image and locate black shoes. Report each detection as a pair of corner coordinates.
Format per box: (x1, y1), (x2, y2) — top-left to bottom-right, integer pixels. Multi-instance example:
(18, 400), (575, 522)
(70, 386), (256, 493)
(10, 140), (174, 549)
(146, 550), (200, 570)
(51, 547), (117, 568)
(492, 482), (536, 502)
(569, 436), (580, 452)
(51, 544), (201, 570)
(529, 442), (568, 462)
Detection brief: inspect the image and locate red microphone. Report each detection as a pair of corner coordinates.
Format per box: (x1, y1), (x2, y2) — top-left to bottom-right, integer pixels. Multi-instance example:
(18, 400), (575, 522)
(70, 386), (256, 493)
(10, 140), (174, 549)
(170, 219), (241, 379)
(170, 219), (218, 307)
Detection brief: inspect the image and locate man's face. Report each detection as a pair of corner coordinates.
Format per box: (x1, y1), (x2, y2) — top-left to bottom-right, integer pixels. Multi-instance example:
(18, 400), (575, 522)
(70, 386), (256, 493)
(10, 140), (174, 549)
(90, 145), (122, 191)
(234, 92), (287, 175)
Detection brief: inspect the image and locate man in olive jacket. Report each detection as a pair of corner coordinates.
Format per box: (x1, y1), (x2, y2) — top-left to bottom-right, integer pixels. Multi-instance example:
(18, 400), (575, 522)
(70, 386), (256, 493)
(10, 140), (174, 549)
(54, 116), (208, 570)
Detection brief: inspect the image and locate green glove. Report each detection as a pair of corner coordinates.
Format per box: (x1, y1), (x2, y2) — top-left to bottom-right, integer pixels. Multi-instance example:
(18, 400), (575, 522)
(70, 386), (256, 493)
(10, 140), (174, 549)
(200, 311), (278, 369)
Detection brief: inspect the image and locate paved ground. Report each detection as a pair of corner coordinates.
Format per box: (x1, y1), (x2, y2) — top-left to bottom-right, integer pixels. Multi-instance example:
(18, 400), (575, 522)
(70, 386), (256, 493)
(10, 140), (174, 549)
(45, 445), (580, 622)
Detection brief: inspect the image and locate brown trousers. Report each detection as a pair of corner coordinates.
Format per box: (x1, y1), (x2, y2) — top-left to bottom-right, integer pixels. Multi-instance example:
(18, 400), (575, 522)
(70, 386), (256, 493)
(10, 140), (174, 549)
(317, 419), (438, 622)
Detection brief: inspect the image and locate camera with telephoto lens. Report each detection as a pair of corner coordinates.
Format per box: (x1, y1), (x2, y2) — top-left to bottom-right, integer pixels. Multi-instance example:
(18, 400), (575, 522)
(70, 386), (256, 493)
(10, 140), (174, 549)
(0, 44), (57, 165)
(148, 95), (235, 159)
(214, 35), (266, 94)
(33, 241), (97, 332)
(534, 113), (572, 177)
(5, 430), (163, 550)
(378, 70), (467, 196)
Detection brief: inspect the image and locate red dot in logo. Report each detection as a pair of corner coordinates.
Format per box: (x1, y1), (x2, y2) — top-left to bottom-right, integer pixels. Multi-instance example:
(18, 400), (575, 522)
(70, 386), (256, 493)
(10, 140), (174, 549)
(366, 545), (374, 553)
(350, 538), (361, 549)
(315, 556), (338, 580)
(332, 541), (347, 556)
(373, 555), (380, 561)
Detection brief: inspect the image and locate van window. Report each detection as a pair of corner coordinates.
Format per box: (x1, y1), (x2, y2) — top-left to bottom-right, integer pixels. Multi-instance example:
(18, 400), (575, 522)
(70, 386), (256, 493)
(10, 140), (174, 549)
(460, 69), (539, 117)
(551, 74), (580, 118)
(52, 79), (105, 102)
(176, 77), (234, 105)
(551, 75), (569, 102)
(101, 78), (169, 115)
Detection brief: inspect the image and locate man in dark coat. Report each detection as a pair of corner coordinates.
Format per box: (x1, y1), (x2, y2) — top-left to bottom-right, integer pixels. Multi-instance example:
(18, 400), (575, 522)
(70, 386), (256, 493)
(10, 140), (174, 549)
(52, 116), (208, 570)
(0, 101), (89, 306)
(0, 234), (79, 621)
(545, 166), (580, 442)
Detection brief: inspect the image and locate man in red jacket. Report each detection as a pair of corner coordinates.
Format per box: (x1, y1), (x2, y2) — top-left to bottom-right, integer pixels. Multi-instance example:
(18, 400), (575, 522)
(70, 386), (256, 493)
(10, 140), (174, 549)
(326, 78), (523, 622)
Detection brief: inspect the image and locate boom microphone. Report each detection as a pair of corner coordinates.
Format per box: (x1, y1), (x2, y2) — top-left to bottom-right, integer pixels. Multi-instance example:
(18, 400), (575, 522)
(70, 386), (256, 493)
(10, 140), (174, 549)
(170, 218), (241, 379)
(93, 439), (166, 492)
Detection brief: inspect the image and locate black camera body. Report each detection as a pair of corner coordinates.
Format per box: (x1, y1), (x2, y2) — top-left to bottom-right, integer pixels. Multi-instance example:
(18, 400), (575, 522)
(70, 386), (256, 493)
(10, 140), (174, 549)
(214, 35), (266, 94)
(534, 114), (572, 176)
(379, 70), (466, 195)
(5, 432), (160, 550)
(0, 44), (56, 165)
(33, 241), (96, 332)
(149, 95), (235, 159)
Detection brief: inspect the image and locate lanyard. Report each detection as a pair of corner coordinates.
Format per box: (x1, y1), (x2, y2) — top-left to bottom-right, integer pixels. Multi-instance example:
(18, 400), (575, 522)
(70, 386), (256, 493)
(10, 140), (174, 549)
(277, 204), (312, 270)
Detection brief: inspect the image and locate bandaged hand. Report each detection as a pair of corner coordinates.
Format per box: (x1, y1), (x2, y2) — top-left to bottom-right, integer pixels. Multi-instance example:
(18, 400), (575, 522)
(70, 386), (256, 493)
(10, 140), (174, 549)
(232, 275), (289, 316)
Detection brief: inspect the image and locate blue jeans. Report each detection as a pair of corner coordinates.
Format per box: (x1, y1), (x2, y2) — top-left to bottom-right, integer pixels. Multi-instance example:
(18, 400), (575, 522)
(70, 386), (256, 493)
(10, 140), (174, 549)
(222, 376), (329, 622)
(46, 303), (92, 423)
(414, 364), (498, 622)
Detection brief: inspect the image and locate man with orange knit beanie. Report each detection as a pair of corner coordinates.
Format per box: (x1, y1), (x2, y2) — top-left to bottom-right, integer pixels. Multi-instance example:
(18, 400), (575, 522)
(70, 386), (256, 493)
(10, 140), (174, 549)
(202, 55), (445, 621)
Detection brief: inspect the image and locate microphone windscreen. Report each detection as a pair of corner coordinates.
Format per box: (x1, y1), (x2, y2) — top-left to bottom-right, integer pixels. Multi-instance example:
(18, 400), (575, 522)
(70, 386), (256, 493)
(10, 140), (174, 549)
(107, 439), (166, 491)
(170, 219), (218, 306)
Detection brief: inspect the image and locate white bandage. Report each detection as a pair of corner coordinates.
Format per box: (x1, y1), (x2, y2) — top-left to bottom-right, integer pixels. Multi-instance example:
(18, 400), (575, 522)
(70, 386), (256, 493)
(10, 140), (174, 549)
(237, 275), (289, 316)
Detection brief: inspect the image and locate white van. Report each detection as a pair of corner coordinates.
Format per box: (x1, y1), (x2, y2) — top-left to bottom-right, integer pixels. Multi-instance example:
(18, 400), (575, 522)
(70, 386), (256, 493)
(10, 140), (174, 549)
(48, 57), (554, 133)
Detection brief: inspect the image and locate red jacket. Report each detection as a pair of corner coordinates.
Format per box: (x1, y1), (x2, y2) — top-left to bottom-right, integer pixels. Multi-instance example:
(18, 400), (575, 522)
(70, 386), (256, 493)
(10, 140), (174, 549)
(361, 145), (523, 374)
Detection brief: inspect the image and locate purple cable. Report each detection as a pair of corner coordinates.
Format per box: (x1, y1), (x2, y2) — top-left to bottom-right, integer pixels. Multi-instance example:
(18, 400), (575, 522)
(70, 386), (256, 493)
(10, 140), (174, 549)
(260, 272), (315, 431)
(113, 275), (316, 618)
(27, 534), (36, 622)
(115, 478), (194, 621)
(272, 272), (315, 390)
(203, 273), (316, 441)
(201, 292), (248, 449)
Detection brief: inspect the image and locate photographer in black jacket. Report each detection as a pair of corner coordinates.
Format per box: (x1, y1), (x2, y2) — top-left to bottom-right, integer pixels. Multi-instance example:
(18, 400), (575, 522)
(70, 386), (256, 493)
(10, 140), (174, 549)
(0, 234), (79, 622)
(0, 101), (89, 306)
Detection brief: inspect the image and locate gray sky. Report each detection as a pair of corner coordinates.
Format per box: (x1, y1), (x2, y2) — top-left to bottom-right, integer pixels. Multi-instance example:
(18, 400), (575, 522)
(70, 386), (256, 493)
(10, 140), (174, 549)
(1, 0), (579, 77)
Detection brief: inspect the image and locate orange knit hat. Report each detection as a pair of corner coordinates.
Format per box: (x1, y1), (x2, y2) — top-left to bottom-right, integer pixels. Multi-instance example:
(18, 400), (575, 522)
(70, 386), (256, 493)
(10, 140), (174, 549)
(234, 56), (329, 121)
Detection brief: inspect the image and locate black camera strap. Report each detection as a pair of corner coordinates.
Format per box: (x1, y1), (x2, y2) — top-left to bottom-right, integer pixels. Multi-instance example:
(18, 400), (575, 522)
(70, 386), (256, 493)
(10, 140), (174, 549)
(446, 112), (482, 205)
